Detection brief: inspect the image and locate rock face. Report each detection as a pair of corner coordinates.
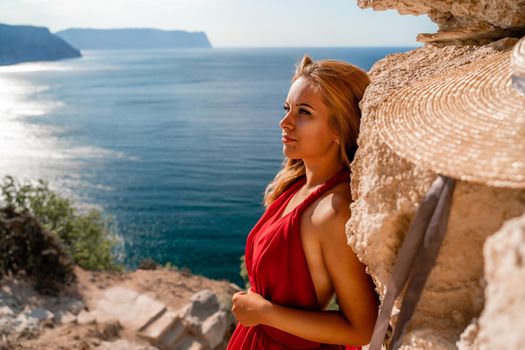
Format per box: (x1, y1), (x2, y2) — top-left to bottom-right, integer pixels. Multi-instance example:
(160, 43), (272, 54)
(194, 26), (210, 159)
(0, 23), (81, 66)
(55, 28), (212, 50)
(79, 286), (231, 349)
(457, 213), (525, 350)
(357, 0), (525, 46)
(346, 37), (525, 349)
(0, 266), (240, 349)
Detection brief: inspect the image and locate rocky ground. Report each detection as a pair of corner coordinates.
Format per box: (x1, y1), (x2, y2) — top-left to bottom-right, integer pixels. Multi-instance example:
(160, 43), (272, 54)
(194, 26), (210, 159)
(0, 265), (242, 350)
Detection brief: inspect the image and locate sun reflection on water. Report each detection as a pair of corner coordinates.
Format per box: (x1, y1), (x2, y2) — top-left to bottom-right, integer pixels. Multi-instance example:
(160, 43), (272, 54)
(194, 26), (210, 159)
(0, 66), (128, 212)
(0, 61), (76, 73)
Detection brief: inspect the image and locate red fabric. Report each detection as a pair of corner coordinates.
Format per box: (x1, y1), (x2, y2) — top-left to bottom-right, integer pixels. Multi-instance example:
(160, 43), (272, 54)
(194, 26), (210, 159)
(227, 168), (362, 350)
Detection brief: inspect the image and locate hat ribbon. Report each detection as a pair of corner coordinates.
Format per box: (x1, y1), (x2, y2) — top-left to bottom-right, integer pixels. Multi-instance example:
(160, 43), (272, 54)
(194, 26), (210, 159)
(368, 175), (456, 350)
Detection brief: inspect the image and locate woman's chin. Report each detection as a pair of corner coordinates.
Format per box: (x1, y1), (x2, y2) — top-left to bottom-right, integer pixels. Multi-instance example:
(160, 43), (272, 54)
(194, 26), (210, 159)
(282, 148), (300, 160)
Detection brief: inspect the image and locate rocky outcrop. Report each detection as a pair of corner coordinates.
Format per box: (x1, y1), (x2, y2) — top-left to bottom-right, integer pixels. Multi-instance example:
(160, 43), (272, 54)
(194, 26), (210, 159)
(0, 266), (241, 349)
(0, 23), (81, 66)
(346, 37), (525, 349)
(357, 0), (525, 46)
(79, 287), (231, 349)
(55, 28), (212, 50)
(457, 213), (525, 350)
(350, 2), (525, 347)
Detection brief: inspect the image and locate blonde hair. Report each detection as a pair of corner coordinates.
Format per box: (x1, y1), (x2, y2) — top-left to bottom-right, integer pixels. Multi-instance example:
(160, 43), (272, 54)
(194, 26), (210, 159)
(263, 55), (371, 207)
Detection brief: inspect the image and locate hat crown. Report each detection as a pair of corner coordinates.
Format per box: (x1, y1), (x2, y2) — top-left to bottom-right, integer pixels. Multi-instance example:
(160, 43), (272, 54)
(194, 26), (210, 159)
(511, 36), (525, 96)
(376, 37), (525, 188)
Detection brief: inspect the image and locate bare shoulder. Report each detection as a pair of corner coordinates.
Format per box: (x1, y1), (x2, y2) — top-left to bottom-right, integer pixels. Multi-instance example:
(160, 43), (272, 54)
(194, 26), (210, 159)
(309, 182), (352, 237)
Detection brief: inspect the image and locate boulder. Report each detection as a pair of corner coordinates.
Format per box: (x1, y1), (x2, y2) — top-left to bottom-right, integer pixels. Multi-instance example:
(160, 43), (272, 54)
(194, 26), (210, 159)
(347, 39), (525, 348)
(357, 0), (525, 46)
(457, 213), (525, 349)
(95, 286), (166, 331)
(201, 311), (229, 348)
(138, 310), (185, 345)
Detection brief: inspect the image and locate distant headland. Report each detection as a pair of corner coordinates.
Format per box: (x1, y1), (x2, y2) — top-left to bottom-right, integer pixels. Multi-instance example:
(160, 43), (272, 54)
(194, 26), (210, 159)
(55, 28), (213, 50)
(0, 23), (81, 66)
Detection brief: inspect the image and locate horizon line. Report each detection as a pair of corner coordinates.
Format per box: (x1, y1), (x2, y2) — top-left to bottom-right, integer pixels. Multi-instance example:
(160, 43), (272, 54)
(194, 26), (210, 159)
(78, 45), (423, 51)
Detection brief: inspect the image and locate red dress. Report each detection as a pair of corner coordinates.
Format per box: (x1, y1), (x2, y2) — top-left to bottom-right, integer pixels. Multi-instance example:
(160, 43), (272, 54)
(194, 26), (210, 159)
(227, 168), (361, 350)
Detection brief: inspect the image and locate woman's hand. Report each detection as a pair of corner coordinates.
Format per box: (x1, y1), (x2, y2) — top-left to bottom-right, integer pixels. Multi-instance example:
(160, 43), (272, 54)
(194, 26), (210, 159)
(231, 287), (271, 327)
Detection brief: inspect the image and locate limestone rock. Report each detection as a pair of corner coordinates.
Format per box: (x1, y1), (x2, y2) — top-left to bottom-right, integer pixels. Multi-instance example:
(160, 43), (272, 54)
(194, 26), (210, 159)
(25, 307), (54, 322)
(138, 310), (184, 345)
(157, 320), (186, 349)
(77, 309), (96, 325)
(0, 305), (15, 317)
(183, 289), (221, 321)
(356, 0), (525, 46)
(56, 310), (77, 324)
(347, 40), (525, 348)
(168, 289), (231, 349)
(458, 213), (525, 349)
(67, 299), (86, 316)
(93, 311), (122, 328)
(95, 338), (158, 350)
(103, 285), (139, 303)
(0, 264), (235, 349)
(180, 289), (220, 335)
(95, 286), (166, 331)
(13, 312), (41, 336)
(171, 332), (206, 350)
(201, 310), (229, 348)
(0, 283), (51, 339)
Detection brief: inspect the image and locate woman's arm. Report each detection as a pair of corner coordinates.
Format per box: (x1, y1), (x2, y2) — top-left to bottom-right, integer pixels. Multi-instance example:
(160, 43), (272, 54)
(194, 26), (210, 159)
(260, 300), (371, 346)
(232, 194), (378, 346)
(261, 195), (378, 346)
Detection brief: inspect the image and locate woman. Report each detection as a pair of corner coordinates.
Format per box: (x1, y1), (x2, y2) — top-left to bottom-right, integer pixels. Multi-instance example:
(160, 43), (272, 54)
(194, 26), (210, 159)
(227, 55), (378, 349)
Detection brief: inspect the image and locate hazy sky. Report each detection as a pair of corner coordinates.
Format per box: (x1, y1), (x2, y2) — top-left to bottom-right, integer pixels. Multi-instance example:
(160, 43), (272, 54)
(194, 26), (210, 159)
(0, 0), (438, 47)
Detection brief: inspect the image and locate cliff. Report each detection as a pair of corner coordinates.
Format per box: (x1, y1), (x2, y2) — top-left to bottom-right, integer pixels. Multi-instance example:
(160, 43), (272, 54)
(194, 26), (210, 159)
(0, 23), (81, 66)
(55, 28), (212, 50)
(358, 0), (525, 47)
(347, 1), (525, 349)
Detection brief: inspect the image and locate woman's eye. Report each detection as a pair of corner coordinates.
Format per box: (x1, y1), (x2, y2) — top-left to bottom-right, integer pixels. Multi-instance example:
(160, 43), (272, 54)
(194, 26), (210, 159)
(299, 108), (311, 115)
(282, 106), (310, 115)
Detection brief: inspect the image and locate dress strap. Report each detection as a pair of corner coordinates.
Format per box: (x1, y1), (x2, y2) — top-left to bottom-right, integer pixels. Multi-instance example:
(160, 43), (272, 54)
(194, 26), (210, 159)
(294, 167), (350, 215)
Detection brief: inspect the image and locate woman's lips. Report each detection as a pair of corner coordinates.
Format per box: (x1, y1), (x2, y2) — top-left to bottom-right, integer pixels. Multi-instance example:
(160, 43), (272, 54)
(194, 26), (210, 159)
(282, 135), (296, 143)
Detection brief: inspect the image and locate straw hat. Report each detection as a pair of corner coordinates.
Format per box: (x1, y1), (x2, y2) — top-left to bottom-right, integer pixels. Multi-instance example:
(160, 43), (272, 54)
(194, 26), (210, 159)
(375, 36), (525, 188)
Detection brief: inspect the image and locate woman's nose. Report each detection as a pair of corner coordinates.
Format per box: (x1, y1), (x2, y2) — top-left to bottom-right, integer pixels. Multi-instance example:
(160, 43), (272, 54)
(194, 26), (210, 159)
(279, 111), (293, 130)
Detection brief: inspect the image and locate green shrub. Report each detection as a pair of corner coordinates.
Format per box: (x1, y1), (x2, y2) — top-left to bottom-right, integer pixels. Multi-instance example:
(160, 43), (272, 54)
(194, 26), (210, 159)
(0, 175), (123, 271)
(0, 206), (76, 295)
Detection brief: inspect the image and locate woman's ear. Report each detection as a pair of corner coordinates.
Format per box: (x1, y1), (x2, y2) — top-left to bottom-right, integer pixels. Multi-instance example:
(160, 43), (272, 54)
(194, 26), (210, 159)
(331, 129), (341, 145)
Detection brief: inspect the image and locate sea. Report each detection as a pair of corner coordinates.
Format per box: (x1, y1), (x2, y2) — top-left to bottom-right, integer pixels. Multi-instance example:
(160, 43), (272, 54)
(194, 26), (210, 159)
(0, 47), (416, 287)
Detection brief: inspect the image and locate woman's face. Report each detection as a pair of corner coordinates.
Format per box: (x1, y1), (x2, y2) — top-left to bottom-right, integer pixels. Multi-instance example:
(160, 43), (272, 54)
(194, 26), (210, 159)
(280, 77), (339, 161)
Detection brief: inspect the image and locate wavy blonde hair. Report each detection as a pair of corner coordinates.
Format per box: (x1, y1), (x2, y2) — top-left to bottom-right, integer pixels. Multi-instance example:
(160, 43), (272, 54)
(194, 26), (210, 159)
(263, 55), (371, 207)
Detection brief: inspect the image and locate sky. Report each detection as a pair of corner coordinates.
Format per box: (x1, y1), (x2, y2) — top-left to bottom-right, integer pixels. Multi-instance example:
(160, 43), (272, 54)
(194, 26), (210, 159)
(0, 0), (438, 47)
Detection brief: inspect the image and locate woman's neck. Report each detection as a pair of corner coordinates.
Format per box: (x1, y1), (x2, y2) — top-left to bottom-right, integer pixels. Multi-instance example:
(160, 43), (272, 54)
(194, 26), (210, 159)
(302, 158), (345, 189)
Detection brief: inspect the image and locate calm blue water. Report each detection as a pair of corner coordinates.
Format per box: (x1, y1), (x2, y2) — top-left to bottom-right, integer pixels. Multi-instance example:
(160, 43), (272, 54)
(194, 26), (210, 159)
(0, 47), (415, 287)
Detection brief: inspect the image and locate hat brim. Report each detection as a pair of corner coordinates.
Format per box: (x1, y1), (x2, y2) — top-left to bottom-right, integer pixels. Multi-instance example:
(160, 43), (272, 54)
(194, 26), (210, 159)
(375, 50), (525, 189)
